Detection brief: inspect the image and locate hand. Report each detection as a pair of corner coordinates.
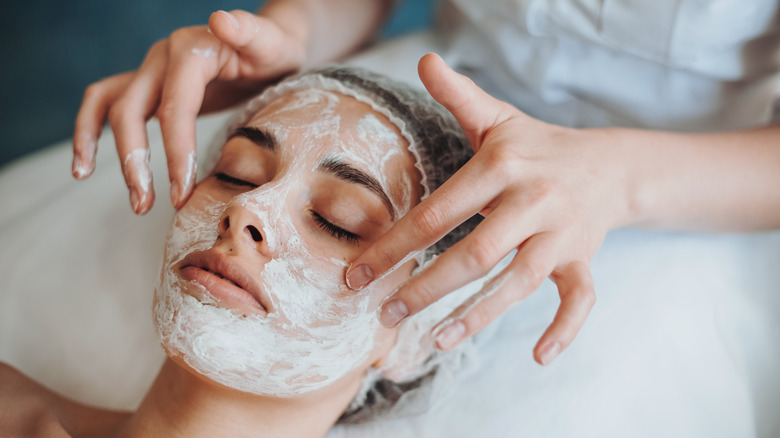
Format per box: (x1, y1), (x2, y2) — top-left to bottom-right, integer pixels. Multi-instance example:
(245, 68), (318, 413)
(345, 53), (632, 365)
(72, 10), (306, 214)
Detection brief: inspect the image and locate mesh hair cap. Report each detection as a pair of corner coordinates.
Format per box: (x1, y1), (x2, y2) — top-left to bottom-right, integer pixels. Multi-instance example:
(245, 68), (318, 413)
(205, 66), (484, 422)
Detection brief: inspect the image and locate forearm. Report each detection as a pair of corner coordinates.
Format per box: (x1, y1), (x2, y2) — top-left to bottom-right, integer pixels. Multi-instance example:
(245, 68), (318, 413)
(613, 124), (780, 232)
(258, 0), (393, 68)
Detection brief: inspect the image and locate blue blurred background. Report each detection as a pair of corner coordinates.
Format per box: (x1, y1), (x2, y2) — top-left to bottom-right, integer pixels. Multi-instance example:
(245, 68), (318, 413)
(0, 0), (434, 169)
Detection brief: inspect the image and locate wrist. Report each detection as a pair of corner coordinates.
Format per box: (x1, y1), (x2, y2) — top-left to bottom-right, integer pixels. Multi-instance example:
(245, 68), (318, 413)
(598, 127), (691, 230)
(588, 127), (646, 230)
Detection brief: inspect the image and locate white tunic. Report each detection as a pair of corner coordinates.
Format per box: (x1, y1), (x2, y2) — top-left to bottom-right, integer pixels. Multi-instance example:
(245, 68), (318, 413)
(438, 0), (780, 131)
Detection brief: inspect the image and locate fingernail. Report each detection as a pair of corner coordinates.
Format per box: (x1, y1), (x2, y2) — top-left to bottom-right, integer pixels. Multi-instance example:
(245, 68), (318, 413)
(435, 321), (466, 350)
(219, 10), (240, 29)
(379, 299), (408, 328)
(130, 187), (141, 213)
(72, 156), (87, 179)
(346, 264), (374, 290)
(539, 341), (561, 366)
(170, 181), (182, 208)
(75, 133), (97, 180)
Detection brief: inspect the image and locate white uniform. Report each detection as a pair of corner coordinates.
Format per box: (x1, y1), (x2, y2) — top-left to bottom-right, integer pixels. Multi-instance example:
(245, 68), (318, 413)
(439, 0), (780, 131)
(328, 5), (780, 437)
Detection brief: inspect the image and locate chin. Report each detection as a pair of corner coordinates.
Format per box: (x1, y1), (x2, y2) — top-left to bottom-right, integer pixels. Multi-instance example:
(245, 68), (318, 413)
(152, 269), (381, 398)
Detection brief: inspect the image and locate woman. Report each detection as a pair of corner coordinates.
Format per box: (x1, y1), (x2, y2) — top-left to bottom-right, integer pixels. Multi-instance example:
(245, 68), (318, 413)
(0, 66), (479, 437)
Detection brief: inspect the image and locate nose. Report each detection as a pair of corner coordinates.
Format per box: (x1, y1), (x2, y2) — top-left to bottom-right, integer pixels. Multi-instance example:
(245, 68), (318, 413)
(217, 205), (266, 251)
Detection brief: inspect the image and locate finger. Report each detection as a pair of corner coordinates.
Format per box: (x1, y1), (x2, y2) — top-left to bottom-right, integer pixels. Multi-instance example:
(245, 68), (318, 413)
(209, 10), (304, 73)
(73, 72), (134, 179)
(380, 197), (541, 328)
(534, 261), (596, 365)
(433, 232), (559, 350)
(208, 10), (257, 50)
(418, 53), (516, 149)
(109, 41), (169, 214)
(157, 36), (218, 209)
(345, 154), (506, 291)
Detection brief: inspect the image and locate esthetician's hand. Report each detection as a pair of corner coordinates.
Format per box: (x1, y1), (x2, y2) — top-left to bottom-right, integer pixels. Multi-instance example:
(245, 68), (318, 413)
(346, 53), (633, 365)
(72, 10), (305, 214)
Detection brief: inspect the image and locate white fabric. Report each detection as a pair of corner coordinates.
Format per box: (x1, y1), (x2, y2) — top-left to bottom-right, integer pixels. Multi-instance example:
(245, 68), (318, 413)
(329, 230), (780, 438)
(439, 0), (780, 131)
(1, 32), (779, 437)
(0, 111), (231, 410)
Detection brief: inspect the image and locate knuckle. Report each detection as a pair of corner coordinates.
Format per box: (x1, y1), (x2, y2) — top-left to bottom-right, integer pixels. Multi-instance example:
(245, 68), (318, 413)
(150, 39), (168, 53)
(156, 101), (178, 124)
(482, 144), (521, 176)
(578, 286), (597, 308)
(168, 28), (191, 44)
(140, 40), (169, 63)
(405, 280), (440, 312)
(107, 101), (129, 127)
(463, 236), (502, 273)
(523, 181), (557, 211)
(369, 245), (397, 272)
(464, 304), (493, 332)
(82, 82), (104, 102)
(518, 258), (549, 289)
(410, 205), (448, 241)
(167, 27), (203, 51)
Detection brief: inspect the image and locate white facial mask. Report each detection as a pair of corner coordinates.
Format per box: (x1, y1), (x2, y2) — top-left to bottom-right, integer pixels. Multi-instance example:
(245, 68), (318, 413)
(154, 90), (414, 397)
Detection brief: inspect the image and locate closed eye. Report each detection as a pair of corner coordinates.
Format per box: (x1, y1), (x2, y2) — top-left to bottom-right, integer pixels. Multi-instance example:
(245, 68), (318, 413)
(310, 210), (360, 246)
(215, 172), (257, 188)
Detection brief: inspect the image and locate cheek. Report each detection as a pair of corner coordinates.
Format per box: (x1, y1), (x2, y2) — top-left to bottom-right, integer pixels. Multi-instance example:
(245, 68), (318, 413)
(261, 251), (352, 326)
(164, 191), (226, 265)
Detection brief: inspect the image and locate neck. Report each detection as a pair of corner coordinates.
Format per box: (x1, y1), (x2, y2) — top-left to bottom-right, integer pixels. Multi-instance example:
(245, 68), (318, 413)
(113, 358), (359, 438)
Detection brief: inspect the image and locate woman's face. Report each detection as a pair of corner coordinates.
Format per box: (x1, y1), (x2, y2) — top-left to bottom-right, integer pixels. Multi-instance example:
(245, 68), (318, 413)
(154, 89), (421, 398)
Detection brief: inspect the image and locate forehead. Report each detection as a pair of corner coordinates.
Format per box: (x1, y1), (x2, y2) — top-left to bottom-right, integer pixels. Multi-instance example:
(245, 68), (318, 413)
(243, 89), (423, 212)
(248, 89), (398, 140)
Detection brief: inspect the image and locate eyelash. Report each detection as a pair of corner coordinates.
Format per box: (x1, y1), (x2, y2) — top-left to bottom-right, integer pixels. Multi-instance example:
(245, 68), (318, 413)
(215, 172), (257, 188)
(216, 172), (360, 246)
(310, 211), (360, 246)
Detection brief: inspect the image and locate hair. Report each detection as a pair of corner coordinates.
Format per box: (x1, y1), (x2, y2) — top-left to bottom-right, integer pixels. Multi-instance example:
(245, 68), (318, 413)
(207, 66), (483, 422)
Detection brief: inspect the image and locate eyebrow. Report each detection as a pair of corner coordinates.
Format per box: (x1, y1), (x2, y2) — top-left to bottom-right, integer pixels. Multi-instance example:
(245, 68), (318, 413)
(229, 126), (277, 151)
(318, 157), (396, 220)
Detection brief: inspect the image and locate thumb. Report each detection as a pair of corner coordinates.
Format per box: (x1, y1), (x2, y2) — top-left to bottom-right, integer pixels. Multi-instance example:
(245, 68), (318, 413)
(208, 9), (305, 74)
(208, 10), (262, 51)
(418, 53), (515, 147)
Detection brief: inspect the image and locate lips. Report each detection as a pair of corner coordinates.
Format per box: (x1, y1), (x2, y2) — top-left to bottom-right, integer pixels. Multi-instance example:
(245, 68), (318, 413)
(178, 250), (271, 314)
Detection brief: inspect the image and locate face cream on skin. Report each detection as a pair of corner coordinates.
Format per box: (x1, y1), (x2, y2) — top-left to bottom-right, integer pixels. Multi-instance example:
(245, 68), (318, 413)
(154, 90), (413, 397)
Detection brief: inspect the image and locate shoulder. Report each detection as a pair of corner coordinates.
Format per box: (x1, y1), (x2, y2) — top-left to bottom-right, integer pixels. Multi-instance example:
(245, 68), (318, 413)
(0, 361), (133, 437)
(0, 361), (72, 437)
(0, 361), (47, 397)
(0, 362), (130, 437)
